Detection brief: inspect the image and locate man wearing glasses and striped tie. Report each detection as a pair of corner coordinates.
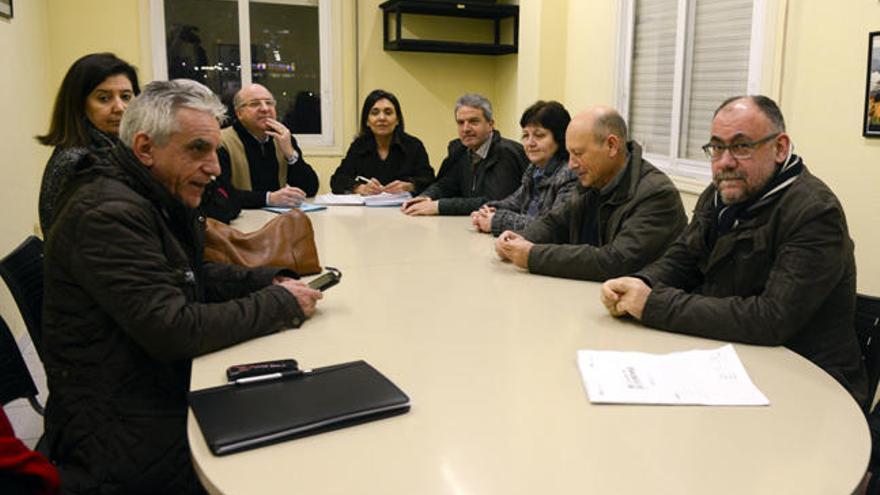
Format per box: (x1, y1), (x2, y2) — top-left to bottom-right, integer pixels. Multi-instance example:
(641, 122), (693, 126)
(600, 95), (868, 407)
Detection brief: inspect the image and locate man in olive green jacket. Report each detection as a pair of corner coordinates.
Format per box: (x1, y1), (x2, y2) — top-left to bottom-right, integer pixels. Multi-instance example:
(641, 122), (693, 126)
(495, 106), (686, 281)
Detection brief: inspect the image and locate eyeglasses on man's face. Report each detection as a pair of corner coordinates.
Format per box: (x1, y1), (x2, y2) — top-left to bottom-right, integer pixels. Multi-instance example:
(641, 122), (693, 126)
(701, 132), (780, 160)
(239, 98), (276, 110)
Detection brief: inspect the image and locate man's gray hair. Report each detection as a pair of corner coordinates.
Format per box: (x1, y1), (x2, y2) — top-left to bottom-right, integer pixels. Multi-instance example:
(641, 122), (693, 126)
(455, 93), (494, 122)
(119, 79), (227, 147)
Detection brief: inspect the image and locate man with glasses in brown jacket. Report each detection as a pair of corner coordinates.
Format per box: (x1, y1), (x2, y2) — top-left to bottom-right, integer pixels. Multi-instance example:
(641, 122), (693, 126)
(601, 95), (867, 406)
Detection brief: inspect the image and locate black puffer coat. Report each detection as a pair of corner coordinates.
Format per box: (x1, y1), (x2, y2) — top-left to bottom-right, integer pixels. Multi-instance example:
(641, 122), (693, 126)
(42, 145), (305, 494)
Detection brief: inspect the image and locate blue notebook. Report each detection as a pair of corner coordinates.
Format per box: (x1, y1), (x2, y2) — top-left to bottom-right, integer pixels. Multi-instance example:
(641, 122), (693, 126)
(263, 203), (327, 214)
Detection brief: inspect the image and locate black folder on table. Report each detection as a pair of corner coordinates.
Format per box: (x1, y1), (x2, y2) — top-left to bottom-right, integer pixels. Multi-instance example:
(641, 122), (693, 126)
(188, 360), (410, 456)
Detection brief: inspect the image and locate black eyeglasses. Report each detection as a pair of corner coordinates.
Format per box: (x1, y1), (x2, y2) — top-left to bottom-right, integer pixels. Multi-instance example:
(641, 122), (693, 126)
(701, 133), (780, 160)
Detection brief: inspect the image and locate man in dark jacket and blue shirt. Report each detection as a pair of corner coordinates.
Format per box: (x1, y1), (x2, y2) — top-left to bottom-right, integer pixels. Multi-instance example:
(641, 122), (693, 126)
(42, 79), (323, 494)
(495, 106), (686, 281)
(601, 95), (867, 406)
(402, 93), (527, 216)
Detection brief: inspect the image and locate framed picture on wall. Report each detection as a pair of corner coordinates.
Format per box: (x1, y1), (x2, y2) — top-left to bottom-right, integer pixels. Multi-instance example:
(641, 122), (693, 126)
(0, 0), (12, 19)
(864, 31), (880, 137)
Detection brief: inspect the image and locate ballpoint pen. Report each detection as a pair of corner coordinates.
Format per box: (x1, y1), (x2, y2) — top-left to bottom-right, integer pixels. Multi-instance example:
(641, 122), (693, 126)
(234, 369), (313, 385)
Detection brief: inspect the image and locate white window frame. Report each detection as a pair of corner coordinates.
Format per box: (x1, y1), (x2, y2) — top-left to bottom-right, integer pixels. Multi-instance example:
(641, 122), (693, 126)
(616, 0), (768, 191)
(149, 0), (340, 150)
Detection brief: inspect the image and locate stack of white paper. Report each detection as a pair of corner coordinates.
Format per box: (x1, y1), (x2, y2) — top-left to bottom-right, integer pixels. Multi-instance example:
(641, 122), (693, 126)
(314, 193), (364, 205)
(314, 192), (412, 207)
(364, 192), (412, 207)
(576, 344), (769, 406)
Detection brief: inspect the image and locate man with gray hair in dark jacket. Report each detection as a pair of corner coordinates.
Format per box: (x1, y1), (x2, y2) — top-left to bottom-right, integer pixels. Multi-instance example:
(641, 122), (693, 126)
(402, 93), (528, 216)
(42, 79), (322, 494)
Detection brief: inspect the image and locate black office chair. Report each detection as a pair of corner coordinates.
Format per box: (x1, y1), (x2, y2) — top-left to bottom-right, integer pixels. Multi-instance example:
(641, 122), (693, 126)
(859, 295), (880, 494)
(856, 294), (880, 411)
(0, 236), (45, 361)
(0, 314), (43, 415)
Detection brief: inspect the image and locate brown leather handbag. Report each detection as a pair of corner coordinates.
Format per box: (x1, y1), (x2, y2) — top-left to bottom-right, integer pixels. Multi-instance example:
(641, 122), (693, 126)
(203, 210), (321, 275)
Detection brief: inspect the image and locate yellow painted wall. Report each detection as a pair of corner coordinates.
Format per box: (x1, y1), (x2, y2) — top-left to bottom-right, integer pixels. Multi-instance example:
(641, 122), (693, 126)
(494, 52), (519, 139)
(0, 0), (50, 251)
(537, 1), (567, 102)
(494, 0), (551, 138)
(779, 1), (880, 294)
(563, 1), (618, 111)
(0, 0), (51, 338)
(495, 0), (572, 140)
(495, 1), (619, 141)
(45, 0), (145, 91)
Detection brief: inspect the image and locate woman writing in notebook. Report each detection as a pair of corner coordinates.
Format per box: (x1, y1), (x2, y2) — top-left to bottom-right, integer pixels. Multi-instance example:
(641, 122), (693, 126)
(330, 89), (435, 195)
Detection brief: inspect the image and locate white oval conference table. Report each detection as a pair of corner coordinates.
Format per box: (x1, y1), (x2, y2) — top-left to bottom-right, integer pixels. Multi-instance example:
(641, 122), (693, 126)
(188, 206), (870, 495)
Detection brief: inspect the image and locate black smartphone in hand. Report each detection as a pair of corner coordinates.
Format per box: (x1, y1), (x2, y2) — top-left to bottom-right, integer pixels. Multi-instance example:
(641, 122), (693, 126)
(308, 267), (342, 291)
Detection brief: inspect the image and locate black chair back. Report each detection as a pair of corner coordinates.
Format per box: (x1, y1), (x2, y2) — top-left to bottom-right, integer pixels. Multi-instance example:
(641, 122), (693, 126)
(856, 294), (880, 410)
(0, 236), (44, 360)
(0, 314), (42, 415)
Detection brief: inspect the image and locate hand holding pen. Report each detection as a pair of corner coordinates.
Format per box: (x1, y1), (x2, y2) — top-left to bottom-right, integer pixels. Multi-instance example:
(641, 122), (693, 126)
(382, 180), (415, 194)
(354, 176), (383, 196)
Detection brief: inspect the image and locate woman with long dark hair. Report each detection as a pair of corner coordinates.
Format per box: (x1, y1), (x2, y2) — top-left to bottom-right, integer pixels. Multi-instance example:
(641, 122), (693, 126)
(471, 100), (578, 235)
(36, 52), (139, 234)
(330, 89), (435, 195)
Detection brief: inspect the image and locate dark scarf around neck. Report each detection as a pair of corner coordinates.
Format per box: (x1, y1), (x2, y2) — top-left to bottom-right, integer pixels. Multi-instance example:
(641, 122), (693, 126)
(709, 152), (804, 247)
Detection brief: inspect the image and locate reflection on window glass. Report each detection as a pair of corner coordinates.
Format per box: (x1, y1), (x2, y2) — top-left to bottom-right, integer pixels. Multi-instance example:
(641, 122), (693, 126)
(164, 0), (240, 113)
(250, 1), (321, 134)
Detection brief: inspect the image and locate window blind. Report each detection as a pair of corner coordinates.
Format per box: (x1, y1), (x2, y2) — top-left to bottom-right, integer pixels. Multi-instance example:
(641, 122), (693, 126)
(628, 0), (754, 166)
(680, 0), (753, 160)
(629, 0), (678, 156)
